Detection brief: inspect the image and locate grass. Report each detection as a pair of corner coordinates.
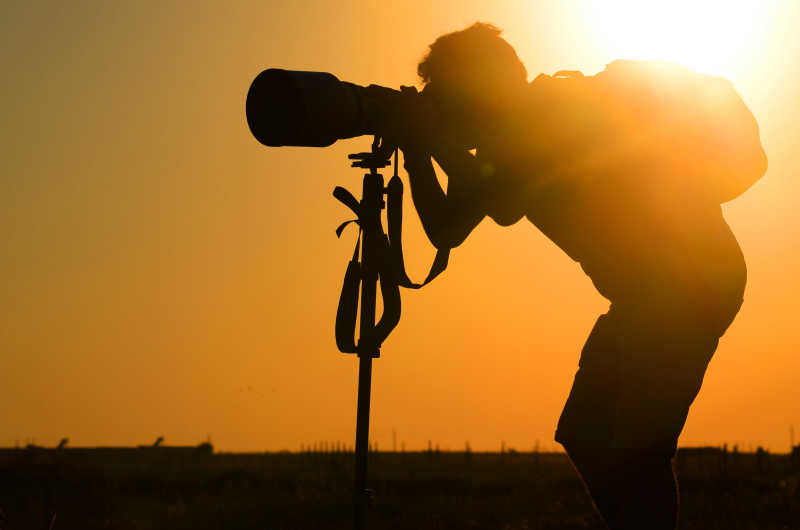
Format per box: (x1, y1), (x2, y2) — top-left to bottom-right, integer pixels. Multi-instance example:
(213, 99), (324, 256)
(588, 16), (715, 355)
(0, 447), (798, 529)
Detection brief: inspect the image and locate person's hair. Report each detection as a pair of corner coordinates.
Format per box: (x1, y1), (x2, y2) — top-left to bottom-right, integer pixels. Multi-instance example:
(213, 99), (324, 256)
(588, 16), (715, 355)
(417, 23), (527, 87)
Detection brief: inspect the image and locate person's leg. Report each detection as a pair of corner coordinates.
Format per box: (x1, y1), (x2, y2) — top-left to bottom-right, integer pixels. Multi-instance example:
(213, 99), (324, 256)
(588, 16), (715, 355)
(555, 304), (712, 530)
(564, 446), (678, 530)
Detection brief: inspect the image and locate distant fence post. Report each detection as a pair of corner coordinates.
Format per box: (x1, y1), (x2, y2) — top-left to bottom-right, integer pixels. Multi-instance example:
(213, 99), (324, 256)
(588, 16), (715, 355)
(755, 446), (769, 473)
(721, 444), (728, 476)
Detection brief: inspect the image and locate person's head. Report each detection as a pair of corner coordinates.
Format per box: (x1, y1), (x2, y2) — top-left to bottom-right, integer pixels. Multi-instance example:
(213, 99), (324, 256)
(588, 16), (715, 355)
(417, 22), (528, 147)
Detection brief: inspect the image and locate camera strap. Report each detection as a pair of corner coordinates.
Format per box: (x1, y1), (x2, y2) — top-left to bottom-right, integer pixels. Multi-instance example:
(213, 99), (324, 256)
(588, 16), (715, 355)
(385, 174), (450, 288)
(333, 162), (449, 354)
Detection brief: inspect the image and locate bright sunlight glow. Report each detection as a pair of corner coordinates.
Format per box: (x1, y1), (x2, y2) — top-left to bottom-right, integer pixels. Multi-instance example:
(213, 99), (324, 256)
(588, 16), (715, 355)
(582, 1), (773, 77)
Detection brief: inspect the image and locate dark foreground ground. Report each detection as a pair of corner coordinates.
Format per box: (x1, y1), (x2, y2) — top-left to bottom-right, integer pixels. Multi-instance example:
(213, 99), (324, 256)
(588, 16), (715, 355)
(1, 447), (799, 530)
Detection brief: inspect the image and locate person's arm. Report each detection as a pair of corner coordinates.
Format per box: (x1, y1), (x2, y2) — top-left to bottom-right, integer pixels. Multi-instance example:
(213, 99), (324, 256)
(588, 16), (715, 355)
(403, 146), (490, 248)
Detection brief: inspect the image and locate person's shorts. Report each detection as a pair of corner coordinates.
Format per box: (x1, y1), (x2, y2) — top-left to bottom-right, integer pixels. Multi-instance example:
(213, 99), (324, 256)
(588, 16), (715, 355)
(555, 294), (742, 455)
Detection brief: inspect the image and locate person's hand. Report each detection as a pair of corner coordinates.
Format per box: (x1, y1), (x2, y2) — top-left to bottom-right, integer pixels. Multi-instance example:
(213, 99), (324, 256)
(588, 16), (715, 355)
(381, 86), (443, 155)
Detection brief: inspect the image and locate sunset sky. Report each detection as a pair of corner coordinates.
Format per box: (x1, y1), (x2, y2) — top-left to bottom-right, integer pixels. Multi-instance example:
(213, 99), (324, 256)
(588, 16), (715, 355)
(2, 1), (798, 453)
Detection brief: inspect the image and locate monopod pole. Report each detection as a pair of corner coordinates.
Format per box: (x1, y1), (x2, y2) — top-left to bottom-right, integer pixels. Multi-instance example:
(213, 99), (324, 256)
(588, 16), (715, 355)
(353, 354), (374, 530)
(353, 169), (383, 530)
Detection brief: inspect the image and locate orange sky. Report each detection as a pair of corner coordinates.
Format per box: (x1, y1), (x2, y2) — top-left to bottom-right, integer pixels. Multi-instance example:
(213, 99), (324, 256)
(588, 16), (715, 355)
(2, 1), (799, 452)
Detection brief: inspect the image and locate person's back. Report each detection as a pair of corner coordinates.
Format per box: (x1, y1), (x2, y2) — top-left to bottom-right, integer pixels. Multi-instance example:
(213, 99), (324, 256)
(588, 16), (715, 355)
(476, 61), (763, 315)
(385, 22), (767, 530)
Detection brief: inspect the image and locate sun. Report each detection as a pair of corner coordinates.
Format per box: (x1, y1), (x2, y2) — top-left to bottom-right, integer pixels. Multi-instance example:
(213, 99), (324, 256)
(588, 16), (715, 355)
(581, 1), (773, 78)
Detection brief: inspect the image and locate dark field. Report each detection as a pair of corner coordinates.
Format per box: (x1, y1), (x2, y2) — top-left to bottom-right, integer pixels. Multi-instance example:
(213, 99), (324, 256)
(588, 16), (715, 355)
(1, 447), (799, 530)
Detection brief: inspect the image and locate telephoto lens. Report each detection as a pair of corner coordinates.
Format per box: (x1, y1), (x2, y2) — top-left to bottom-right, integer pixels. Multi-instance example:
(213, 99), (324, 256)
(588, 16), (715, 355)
(246, 68), (402, 147)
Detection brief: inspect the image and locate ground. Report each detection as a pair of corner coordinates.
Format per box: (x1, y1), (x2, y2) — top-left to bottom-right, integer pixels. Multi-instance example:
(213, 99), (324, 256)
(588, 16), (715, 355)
(1, 448), (798, 529)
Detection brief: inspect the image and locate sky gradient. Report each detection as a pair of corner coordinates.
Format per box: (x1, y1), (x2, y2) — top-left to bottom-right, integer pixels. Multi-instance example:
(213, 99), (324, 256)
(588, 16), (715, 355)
(2, 1), (799, 452)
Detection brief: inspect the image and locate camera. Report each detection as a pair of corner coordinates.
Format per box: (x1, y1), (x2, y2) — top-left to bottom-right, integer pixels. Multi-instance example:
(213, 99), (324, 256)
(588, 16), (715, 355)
(246, 68), (404, 148)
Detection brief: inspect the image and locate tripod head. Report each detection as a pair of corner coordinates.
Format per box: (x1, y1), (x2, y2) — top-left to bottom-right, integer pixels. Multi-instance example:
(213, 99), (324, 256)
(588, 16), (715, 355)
(347, 136), (394, 173)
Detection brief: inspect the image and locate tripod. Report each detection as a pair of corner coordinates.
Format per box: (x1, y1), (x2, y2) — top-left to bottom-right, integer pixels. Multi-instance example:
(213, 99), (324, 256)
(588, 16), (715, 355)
(334, 137), (398, 530)
(335, 137), (449, 529)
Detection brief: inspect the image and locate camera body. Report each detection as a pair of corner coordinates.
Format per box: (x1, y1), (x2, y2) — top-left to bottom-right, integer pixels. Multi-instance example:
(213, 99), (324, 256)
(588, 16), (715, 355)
(246, 68), (404, 147)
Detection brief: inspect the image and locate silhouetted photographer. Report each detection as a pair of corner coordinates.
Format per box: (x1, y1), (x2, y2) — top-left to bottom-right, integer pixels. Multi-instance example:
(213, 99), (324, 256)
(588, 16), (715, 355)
(385, 23), (766, 530)
(247, 22), (767, 530)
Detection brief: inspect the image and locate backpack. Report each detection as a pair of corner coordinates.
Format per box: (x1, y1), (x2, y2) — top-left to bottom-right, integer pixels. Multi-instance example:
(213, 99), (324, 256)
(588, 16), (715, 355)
(526, 60), (767, 203)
